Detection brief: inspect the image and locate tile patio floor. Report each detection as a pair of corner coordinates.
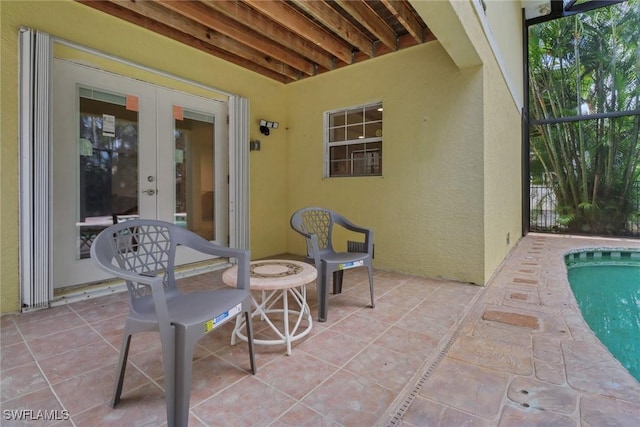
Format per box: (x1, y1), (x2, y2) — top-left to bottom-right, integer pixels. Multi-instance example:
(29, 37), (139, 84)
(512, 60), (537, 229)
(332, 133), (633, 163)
(1, 233), (639, 426)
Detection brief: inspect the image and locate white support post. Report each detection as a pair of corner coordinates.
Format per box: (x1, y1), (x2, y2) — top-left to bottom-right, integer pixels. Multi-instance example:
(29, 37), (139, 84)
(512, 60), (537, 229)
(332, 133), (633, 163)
(19, 28), (52, 311)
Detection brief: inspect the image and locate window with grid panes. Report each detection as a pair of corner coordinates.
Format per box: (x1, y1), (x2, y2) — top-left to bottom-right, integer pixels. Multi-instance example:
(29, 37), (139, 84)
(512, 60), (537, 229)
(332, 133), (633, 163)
(325, 102), (383, 177)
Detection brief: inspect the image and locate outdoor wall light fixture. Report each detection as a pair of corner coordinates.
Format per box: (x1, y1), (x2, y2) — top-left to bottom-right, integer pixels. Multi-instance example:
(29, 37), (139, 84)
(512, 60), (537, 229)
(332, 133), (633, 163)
(259, 119), (279, 136)
(250, 139), (261, 151)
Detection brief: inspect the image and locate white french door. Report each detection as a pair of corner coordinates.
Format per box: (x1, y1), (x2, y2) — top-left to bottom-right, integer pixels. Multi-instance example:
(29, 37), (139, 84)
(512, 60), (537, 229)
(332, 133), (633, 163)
(52, 60), (228, 289)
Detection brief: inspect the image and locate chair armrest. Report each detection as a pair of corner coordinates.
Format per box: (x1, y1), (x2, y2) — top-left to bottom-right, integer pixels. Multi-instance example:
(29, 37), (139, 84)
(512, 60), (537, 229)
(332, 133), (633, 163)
(179, 234), (251, 291)
(90, 253), (172, 327)
(307, 234), (322, 269)
(333, 215), (370, 235)
(149, 278), (172, 342)
(91, 239), (163, 286)
(182, 235), (250, 261)
(290, 226), (323, 270)
(333, 215), (374, 255)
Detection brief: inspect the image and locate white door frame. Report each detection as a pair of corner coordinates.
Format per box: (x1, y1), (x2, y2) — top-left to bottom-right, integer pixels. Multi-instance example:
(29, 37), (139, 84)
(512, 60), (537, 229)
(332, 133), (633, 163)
(53, 61), (232, 288)
(19, 29), (250, 310)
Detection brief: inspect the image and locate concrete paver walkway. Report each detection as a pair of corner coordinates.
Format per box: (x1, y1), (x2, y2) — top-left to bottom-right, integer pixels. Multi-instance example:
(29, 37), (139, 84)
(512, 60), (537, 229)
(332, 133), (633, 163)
(390, 233), (640, 426)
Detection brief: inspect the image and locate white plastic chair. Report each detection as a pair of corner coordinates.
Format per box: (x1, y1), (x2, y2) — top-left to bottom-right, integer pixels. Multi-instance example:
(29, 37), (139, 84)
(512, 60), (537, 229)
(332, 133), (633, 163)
(290, 207), (375, 322)
(90, 219), (255, 427)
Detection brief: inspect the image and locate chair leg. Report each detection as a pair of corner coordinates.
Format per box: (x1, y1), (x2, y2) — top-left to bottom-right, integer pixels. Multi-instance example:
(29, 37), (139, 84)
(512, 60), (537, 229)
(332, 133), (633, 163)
(174, 326), (194, 427)
(367, 265), (375, 309)
(111, 333), (132, 407)
(159, 326), (176, 427)
(318, 265), (331, 322)
(244, 311), (256, 374)
(333, 270), (344, 294)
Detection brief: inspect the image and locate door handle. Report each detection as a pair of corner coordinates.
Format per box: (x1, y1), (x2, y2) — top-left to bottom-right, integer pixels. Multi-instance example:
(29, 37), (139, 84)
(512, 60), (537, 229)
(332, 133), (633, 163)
(143, 189), (156, 196)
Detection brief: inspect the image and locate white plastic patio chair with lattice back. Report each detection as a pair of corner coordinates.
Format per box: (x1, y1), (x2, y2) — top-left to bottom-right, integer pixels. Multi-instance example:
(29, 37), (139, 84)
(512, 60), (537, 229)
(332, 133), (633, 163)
(90, 219), (255, 427)
(290, 207), (375, 322)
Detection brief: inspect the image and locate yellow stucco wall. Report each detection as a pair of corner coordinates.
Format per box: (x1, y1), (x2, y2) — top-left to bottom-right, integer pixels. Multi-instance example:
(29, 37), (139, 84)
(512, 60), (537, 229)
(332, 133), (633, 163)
(485, 0), (524, 106)
(285, 42), (486, 284)
(0, 0), (289, 313)
(1, 0), (524, 313)
(447, 0), (523, 281)
(482, 1), (524, 281)
(482, 66), (522, 282)
(283, 0), (523, 284)
(410, 0), (523, 283)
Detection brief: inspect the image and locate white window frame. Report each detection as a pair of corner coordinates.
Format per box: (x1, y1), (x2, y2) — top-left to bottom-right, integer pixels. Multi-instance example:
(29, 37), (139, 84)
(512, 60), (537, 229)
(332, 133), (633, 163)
(324, 101), (383, 177)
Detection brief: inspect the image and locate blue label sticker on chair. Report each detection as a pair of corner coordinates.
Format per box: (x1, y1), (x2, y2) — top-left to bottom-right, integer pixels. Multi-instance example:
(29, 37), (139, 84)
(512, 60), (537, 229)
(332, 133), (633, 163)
(203, 303), (242, 333)
(338, 260), (364, 270)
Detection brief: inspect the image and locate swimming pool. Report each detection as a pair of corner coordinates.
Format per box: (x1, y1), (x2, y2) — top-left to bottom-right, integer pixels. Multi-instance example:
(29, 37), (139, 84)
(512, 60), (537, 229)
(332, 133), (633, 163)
(565, 250), (640, 381)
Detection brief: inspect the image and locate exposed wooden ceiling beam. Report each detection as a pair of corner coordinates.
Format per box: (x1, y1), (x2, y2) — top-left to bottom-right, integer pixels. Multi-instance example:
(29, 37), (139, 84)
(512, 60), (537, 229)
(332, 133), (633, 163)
(202, 0), (333, 71)
(122, 0), (301, 80)
(74, 0), (434, 84)
(291, 0), (374, 58)
(334, 0), (397, 51)
(381, 0), (426, 43)
(152, 0), (314, 76)
(350, 33), (424, 65)
(77, 0), (295, 83)
(244, 0), (353, 65)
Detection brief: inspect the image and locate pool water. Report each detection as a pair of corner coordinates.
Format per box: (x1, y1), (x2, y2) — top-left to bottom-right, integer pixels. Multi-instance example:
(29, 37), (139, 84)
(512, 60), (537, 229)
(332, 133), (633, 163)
(566, 251), (640, 381)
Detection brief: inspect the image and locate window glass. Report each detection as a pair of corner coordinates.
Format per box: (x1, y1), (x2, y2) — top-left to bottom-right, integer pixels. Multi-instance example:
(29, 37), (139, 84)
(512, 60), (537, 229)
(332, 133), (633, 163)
(325, 102), (383, 177)
(329, 111), (346, 127)
(329, 127), (345, 143)
(346, 108), (363, 125)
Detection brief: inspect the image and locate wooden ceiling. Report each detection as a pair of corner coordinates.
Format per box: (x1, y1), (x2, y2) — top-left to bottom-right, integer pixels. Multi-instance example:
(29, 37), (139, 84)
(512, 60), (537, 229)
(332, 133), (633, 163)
(76, 0), (436, 83)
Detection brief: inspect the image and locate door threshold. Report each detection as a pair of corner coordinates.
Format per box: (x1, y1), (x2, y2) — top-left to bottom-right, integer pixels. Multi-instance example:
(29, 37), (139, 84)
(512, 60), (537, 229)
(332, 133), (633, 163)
(51, 258), (233, 307)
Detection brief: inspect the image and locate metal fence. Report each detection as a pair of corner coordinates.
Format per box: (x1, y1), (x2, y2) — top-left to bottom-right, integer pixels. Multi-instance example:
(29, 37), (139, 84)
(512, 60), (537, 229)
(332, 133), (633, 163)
(529, 182), (640, 236)
(530, 185), (562, 232)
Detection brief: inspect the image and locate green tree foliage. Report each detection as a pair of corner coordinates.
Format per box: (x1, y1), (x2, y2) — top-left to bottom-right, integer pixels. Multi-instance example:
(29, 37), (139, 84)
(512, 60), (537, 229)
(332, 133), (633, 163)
(529, 0), (640, 234)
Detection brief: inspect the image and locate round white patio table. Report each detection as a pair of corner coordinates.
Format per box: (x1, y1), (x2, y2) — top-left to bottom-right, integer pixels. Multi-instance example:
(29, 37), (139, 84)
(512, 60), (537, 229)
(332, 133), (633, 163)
(222, 259), (316, 355)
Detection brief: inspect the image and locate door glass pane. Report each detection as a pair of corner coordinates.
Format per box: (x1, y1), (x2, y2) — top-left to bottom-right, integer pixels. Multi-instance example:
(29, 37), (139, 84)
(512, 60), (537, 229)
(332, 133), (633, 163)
(174, 108), (215, 240)
(77, 88), (139, 259)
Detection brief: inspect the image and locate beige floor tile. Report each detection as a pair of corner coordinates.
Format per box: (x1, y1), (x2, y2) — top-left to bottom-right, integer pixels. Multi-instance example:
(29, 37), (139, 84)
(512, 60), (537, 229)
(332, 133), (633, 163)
(1, 342), (35, 372)
(255, 351), (334, 400)
(302, 369), (395, 426)
(0, 318), (23, 347)
(373, 325), (439, 357)
(296, 329), (367, 367)
(1, 387), (67, 427)
(2, 235), (639, 426)
(344, 343), (423, 393)
(192, 376), (295, 426)
(14, 312), (85, 341)
(38, 341), (119, 384)
(187, 354), (249, 406)
(71, 382), (166, 426)
(52, 362), (150, 415)
(0, 361), (48, 402)
(26, 325), (105, 361)
(270, 403), (336, 427)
